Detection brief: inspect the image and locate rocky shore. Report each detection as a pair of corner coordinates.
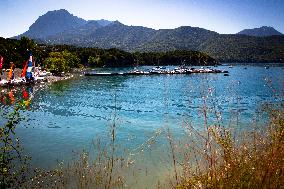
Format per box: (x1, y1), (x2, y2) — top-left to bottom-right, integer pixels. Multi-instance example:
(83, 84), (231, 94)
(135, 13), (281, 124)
(45, 74), (75, 83)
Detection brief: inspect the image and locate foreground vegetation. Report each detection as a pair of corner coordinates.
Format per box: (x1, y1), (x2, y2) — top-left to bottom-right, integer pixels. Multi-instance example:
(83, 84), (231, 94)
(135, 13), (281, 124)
(0, 37), (217, 74)
(0, 100), (31, 188)
(176, 106), (284, 188)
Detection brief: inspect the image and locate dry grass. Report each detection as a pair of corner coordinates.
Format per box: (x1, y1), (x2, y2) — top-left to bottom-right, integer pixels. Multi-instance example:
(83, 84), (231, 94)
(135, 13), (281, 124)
(176, 106), (284, 189)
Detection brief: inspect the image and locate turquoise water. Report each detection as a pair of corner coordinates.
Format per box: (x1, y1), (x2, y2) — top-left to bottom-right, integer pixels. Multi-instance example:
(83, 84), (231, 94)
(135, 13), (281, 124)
(0, 65), (283, 186)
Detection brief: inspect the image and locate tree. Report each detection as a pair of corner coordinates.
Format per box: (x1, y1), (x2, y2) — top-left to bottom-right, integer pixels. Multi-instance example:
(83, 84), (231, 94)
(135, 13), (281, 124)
(87, 55), (100, 67)
(44, 50), (80, 74)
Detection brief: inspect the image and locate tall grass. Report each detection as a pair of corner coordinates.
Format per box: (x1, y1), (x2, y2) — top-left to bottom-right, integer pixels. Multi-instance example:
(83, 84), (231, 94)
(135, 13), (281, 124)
(174, 95), (284, 188)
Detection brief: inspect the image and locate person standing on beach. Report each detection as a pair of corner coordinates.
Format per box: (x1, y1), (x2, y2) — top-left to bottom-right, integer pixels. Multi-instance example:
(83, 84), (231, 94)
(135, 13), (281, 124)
(8, 62), (15, 82)
(0, 55), (3, 81)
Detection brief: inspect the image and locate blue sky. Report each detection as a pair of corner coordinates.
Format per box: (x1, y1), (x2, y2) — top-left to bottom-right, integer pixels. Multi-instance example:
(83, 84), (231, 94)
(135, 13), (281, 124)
(0, 0), (283, 38)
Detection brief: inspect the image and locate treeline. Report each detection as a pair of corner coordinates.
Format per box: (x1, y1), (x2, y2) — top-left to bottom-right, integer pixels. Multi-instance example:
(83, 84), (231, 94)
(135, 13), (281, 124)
(0, 37), (217, 72)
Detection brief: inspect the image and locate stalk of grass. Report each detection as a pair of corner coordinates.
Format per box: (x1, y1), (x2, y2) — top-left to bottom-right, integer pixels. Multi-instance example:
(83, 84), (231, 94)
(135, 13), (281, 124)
(177, 106), (284, 189)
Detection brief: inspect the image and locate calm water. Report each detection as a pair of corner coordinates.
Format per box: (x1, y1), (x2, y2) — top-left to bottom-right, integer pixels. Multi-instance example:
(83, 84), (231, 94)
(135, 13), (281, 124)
(0, 65), (283, 186)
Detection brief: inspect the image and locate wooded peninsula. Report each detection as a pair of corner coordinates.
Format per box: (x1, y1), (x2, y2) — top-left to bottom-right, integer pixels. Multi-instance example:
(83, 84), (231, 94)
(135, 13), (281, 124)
(0, 37), (217, 74)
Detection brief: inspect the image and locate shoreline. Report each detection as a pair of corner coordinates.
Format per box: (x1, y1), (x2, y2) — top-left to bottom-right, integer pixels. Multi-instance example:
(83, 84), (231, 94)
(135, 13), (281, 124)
(0, 68), (82, 89)
(0, 74), (76, 89)
(45, 74), (75, 83)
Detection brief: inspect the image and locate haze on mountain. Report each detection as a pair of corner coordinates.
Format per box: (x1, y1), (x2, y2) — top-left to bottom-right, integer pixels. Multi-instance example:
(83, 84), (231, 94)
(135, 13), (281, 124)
(237, 26), (283, 37)
(15, 9), (284, 63)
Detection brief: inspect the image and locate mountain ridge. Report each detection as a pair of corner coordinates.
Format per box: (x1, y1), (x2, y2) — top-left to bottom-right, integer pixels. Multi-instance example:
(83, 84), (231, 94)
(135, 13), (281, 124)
(14, 9), (284, 63)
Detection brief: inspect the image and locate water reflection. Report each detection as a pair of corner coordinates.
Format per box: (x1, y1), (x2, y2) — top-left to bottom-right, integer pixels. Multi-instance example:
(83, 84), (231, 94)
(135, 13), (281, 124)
(0, 86), (34, 107)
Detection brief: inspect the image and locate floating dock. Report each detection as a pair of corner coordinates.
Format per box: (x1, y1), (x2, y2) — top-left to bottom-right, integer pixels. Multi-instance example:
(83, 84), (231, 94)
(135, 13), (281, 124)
(85, 68), (228, 76)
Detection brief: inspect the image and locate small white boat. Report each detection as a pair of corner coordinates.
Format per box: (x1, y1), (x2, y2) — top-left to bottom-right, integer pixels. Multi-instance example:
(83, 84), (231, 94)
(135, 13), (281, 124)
(38, 70), (51, 77)
(34, 76), (46, 81)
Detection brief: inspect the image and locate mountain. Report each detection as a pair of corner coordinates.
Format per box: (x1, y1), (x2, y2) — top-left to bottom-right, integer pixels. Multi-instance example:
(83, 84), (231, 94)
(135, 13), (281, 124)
(237, 26), (283, 37)
(16, 10), (284, 63)
(15, 9), (113, 41)
(17, 9), (87, 39)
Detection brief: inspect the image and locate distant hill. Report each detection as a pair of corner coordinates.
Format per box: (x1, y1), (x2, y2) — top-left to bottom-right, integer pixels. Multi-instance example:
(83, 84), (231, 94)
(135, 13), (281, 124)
(15, 9), (284, 63)
(237, 26), (283, 37)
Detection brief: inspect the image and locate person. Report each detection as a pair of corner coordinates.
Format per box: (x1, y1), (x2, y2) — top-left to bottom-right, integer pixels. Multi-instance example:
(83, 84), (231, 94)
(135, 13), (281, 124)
(8, 62), (15, 82)
(0, 55), (3, 81)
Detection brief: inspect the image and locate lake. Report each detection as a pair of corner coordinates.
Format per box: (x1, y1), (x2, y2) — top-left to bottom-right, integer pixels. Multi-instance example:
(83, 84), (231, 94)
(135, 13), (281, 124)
(0, 65), (283, 187)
